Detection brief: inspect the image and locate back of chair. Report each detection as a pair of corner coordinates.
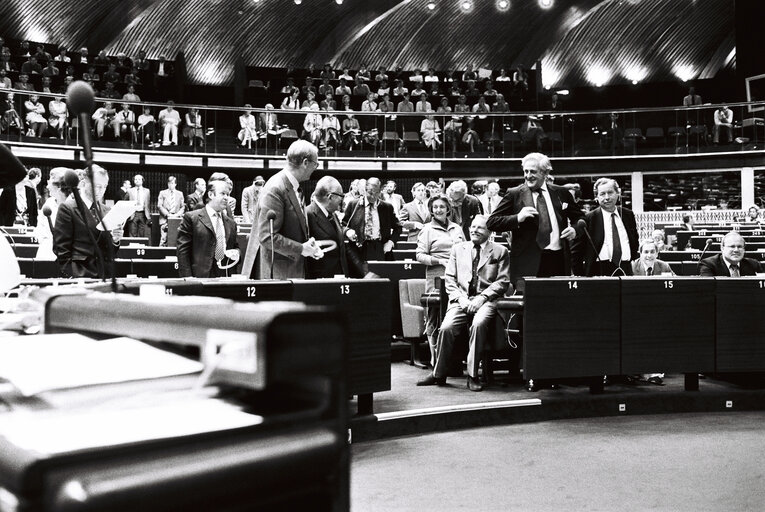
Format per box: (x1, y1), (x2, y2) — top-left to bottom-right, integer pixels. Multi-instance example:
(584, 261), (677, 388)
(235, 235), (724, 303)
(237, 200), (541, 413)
(399, 278), (426, 339)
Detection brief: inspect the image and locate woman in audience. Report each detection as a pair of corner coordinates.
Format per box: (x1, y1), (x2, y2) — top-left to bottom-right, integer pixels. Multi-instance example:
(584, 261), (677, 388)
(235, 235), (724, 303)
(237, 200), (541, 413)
(1, 92), (22, 134)
(184, 107), (204, 147)
(35, 167), (70, 260)
(448, 82), (462, 97)
(280, 89), (300, 110)
(238, 104), (258, 148)
(420, 111), (441, 150)
(340, 94), (352, 112)
(48, 96), (68, 139)
(137, 105), (157, 147)
(302, 104), (323, 146)
(342, 113), (361, 150)
(416, 194), (465, 365)
(321, 107), (340, 150)
(461, 119), (480, 153)
(392, 79), (408, 97)
(496, 68), (511, 82)
(24, 94), (47, 138)
(301, 90), (318, 110)
(320, 63), (335, 81)
(83, 65), (99, 83)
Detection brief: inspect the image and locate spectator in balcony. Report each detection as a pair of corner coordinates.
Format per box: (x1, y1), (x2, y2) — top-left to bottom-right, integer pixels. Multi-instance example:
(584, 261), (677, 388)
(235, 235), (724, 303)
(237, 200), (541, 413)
(375, 66), (388, 83)
(378, 93), (394, 114)
(397, 92), (414, 113)
(461, 64), (477, 83)
(306, 62), (318, 78)
(103, 63), (121, 84)
(40, 76), (53, 94)
(124, 67), (142, 88)
(281, 89), (300, 110)
(184, 107), (204, 147)
(54, 47), (70, 63)
(353, 76), (371, 97)
(335, 77), (351, 96)
(415, 92), (432, 113)
(426, 82), (440, 99)
(83, 65), (100, 83)
(464, 80), (480, 99)
(115, 103), (136, 143)
(320, 63), (335, 81)
(682, 87), (702, 106)
(448, 81), (462, 97)
(318, 77), (333, 98)
(21, 56), (42, 75)
(340, 94), (352, 112)
(48, 95), (68, 139)
(461, 119), (480, 153)
(62, 76), (75, 93)
(259, 103), (284, 145)
(411, 82), (426, 98)
(339, 68), (353, 81)
(303, 103), (323, 147)
(33, 44), (51, 63)
(301, 76), (316, 97)
(101, 81), (121, 100)
(0, 69), (10, 89)
(420, 111), (441, 150)
(301, 90), (318, 110)
(134, 50), (150, 71)
(74, 47), (89, 65)
(320, 92), (337, 111)
(158, 100), (180, 145)
(17, 41), (31, 57)
(713, 104), (733, 144)
(64, 65), (76, 79)
(493, 93), (510, 114)
(115, 52), (132, 72)
(154, 56), (174, 98)
(472, 96), (491, 132)
(496, 68), (511, 82)
(93, 50), (111, 67)
(377, 79), (390, 97)
(520, 115), (545, 151)
(24, 94), (47, 137)
(122, 84), (141, 103)
(42, 60), (59, 78)
(483, 80), (497, 98)
(513, 64), (528, 88)
(238, 104), (258, 148)
(342, 113), (361, 150)
(410, 69), (424, 84)
(1, 92), (22, 134)
(392, 79), (408, 97)
(356, 64), (371, 81)
(280, 77), (299, 95)
(92, 101), (116, 139)
(0, 54), (15, 72)
(421, 68), (437, 83)
(138, 105), (157, 146)
(322, 107), (340, 150)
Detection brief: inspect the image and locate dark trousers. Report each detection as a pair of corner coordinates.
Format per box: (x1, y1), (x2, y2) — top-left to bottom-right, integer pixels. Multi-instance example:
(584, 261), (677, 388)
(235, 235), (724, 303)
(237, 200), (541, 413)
(129, 211), (148, 237)
(594, 259), (633, 277)
(537, 249), (566, 278)
(361, 239), (384, 262)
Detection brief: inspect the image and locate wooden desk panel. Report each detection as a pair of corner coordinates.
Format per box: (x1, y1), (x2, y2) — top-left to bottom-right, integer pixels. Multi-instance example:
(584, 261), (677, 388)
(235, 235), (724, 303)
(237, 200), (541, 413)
(716, 277), (765, 372)
(621, 277), (715, 374)
(523, 277), (621, 380)
(366, 261), (425, 337)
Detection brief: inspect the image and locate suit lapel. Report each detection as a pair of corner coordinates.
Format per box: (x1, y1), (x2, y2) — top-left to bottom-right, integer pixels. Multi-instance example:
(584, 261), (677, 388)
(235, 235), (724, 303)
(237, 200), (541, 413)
(593, 208), (605, 251)
(520, 185), (534, 208)
(477, 242), (491, 270)
(199, 208), (215, 234)
(547, 186), (564, 225)
(282, 172), (307, 237)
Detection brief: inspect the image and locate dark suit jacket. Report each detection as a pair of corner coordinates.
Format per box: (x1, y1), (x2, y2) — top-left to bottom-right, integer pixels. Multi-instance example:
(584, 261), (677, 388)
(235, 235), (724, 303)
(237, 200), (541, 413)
(487, 183), (583, 287)
(580, 206), (639, 276)
(450, 194), (483, 239)
(342, 196), (402, 255)
(176, 207), (237, 278)
(0, 185), (37, 227)
(186, 192), (203, 211)
(52, 197), (117, 278)
(305, 201), (363, 278)
(698, 254), (761, 277)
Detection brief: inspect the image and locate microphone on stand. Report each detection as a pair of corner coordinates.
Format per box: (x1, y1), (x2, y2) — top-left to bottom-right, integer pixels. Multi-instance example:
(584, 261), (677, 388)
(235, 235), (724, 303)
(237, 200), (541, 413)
(576, 218), (603, 276)
(42, 205), (54, 235)
(266, 210), (277, 279)
(696, 238), (713, 273)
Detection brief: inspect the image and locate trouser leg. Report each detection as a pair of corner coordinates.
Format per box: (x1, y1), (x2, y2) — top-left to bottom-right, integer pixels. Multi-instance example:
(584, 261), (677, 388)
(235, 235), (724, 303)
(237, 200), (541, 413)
(467, 302), (496, 378)
(433, 306), (468, 379)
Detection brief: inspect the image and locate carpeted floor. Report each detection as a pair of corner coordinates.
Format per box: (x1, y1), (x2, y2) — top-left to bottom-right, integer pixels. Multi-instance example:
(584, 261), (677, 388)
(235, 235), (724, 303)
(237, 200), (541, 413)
(351, 411), (765, 511)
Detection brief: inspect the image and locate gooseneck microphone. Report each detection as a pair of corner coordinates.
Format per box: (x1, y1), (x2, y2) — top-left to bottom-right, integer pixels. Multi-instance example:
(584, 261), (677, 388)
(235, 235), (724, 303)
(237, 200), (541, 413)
(266, 210), (277, 279)
(66, 81), (95, 171)
(697, 238), (713, 273)
(576, 218), (603, 276)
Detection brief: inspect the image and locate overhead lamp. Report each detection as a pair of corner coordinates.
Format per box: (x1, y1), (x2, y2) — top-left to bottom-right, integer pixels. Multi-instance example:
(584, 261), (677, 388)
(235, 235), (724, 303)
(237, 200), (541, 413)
(460, 0), (473, 13)
(427, 1), (436, 10)
(538, 0), (553, 9)
(496, 0), (510, 11)
(294, 0), (302, 4)
(336, 0), (343, 4)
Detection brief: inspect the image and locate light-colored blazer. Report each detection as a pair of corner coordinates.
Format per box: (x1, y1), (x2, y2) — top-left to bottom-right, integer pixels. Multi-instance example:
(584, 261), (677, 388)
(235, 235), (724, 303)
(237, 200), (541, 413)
(127, 186), (151, 219)
(400, 200), (431, 241)
(445, 240), (511, 305)
(631, 259), (674, 276)
(157, 188), (184, 224)
(241, 184), (259, 224)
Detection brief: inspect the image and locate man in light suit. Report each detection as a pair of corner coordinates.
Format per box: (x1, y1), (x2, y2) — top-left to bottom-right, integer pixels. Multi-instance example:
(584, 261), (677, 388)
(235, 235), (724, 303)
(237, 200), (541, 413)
(631, 239), (674, 276)
(699, 231), (761, 277)
(157, 175), (185, 247)
(305, 176), (363, 278)
(578, 177), (639, 277)
(240, 175), (264, 224)
(382, 180), (405, 216)
(417, 215), (510, 391)
(241, 140), (324, 279)
(478, 181), (502, 216)
(399, 182), (431, 242)
(186, 178), (206, 211)
(446, 180), (484, 240)
(487, 153), (583, 289)
(127, 174), (151, 237)
(176, 180), (238, 278)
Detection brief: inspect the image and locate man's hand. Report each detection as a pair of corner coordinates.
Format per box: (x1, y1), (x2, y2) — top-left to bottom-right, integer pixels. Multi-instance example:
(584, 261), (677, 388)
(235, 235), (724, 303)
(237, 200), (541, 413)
(517, 206), (538, 223)
(457, 297), (471, 311)
(345, 228), (358, 243)
(383, 240), (394, 253)
(301, 237), (324, 260)
(111, 227), (123, 244)
(224, 248), (240, 261)
(560, 226), (576, 240)
(466, 295), (486, 314)
(438, 258), (450, 267)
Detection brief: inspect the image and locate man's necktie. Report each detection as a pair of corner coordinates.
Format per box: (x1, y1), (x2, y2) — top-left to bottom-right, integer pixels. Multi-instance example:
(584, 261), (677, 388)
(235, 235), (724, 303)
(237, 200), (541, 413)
(535, 190), (551, 249)
(730, 264), (740, 278)
(468, 243), (481, 297)
(213, 213), (225, 261)
(418, 201), (427, 220)
(610, 213), (622, 266)
(646, 267), (653, 276)
(488, 199), (493, 215)
(364, 202), (375, 239)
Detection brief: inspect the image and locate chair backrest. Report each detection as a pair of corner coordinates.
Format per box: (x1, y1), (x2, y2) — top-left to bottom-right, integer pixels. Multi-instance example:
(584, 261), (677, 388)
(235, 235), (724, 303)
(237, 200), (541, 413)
(668, 126), (686, 136)
(645, 127), (664, 138)
(398, 278), (427, 338)
(547, 131), (562, 142)
(624, 127), (643, 138)
(382, 131), (398, 141)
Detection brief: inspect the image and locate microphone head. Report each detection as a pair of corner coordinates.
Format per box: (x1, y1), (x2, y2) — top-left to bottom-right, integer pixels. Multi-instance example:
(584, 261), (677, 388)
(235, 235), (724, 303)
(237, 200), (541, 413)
(62, 169), (81, 189)
(66, 80), (95, 116)
(266, 210), (277, 221)
(0, 142), (28, 188)
(705, 238), (713, 246)
(575, 218), (587, 229)
(42, 205), (52, 217)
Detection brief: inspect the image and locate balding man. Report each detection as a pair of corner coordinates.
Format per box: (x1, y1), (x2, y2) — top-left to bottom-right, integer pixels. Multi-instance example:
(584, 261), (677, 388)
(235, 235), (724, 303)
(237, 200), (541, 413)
(479, 181), (502, 215)
(699, 231), (761, 277)
(446, 180), (483, 239)
(242, 140), (324, 279)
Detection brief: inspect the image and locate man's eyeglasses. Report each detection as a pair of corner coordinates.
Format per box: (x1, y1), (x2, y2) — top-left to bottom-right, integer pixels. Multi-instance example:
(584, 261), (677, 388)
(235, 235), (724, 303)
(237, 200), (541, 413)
(328, 192), (344, 200)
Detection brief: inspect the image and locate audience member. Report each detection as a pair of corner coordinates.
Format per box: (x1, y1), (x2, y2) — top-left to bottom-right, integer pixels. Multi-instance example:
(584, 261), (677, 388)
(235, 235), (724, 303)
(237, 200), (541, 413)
(520, 115), (545, 151)
(137, 106), (157, 146)
(682, 86), (702, 106)
(24, 94), (47, 137)
(241, 176), (265, 224)
(335, 78), (351, 96)
(186, 177), (206, 210)
(420, 111), (441, 150)
(115, 103), (136, 143)
(92, 101), (116, 139)
(713, 104), (733, 144)
(127, 174), (151, 237)
(158, 101), (180, 145)
(20, 56), (42, 75)
(353, 77), (371, 97)
(699, 231), (761, 277)
(184, 107), (204, 147)
(48, 96), (68, 139)
(399, 182), (431, 241)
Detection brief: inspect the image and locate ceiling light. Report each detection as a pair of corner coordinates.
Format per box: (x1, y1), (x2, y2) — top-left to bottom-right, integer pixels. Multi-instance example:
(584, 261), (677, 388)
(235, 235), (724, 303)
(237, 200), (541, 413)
(496, 0), (510, 11)
(427, 1), (436, 10)
(294, 0), (302, 4)
(336, 0), (343, 4)
(538, 0), (553, 9)
(460, 1), (473, 13)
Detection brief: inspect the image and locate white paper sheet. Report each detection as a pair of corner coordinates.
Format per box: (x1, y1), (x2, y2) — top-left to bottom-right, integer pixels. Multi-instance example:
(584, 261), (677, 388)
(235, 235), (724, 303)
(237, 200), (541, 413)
(97, 200), (138, 231)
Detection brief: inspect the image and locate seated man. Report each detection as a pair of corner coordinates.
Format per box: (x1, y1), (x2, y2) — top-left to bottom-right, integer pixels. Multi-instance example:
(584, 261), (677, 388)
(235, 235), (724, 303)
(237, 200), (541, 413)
(713, 104), (733, 144)
(631, 239), (674, 276)
(417, 215), (511, 392)
(699, 231), (761, 277)
(158, 101), (181, 145)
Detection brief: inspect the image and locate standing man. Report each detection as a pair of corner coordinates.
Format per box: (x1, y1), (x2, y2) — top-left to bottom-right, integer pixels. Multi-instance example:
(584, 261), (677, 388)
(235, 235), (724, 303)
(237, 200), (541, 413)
(446, 180), (483, 240)
(53, 165), (122, 278)
(176, 180), (238, 278)
(478, 181), (501, 216)
(417, 215), (510, 391)
(487, 152), (583, 289)
(306, 176), (362, 278)
(382, 180), (405, 216)
(399, 181), (431, 242)
(699, 231), (761, 277)
(127, 174), (150, 238)
(157, 176), (185, 247)
(241, 175), (265, 224)
(342, 177), (402, 268)
(0, 169), (38, 226)
(186, 178), (205, 211)
(118, 179), (131, 201)
(578, 178), (639, 277)
(241, 140), (324, 279)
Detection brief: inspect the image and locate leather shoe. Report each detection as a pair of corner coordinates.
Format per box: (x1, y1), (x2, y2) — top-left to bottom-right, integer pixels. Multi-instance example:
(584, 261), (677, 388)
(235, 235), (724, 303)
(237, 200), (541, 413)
(467, 377), (483, 392)
(417, 374), (446, 386)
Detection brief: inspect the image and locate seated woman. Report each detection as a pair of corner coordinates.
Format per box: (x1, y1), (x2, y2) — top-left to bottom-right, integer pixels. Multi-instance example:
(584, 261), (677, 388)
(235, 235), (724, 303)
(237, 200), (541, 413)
(301, 90), (318, 110)
(415, 194), (465, 365)
(114, 103), (136, 143)
(137, 106), (157, 146)
(183, 107), (204, 147)
(238, 104), (258, 148)
(24, 94), (47, 137)
(321, 107), (340, 150)
(420, 111), (441, 150)
(47, 96), (68, 139)
(302, 104), (323, 147)
(461, 119), (480, 153)
(342, 113), (361, 150)
(0, 92), (22, 134)
(437, 97), (459, 153)
(281, 89), (300, 110)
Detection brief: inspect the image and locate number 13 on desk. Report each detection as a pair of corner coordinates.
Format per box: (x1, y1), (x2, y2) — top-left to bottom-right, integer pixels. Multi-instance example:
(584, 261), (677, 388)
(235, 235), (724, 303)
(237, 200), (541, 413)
(340, 284), (351, 295)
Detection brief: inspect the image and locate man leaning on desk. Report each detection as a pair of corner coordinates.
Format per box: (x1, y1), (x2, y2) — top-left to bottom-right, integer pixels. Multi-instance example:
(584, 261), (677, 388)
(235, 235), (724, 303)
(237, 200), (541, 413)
(698, 231), (762, 277)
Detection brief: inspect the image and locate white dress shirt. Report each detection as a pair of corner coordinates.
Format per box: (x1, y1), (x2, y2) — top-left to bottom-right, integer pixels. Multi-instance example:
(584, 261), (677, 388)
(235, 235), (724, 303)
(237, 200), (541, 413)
(532, 186), (561, 251)
(598, 208), (631, 262)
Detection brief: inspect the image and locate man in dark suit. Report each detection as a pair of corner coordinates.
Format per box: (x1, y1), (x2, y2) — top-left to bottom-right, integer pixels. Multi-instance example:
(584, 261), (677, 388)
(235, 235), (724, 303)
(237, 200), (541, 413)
(342, 177), (402, 267)
(699, 231), (761, 277)
(578, 177), (639, 276)
(176, 180), (238, 278)
(446, 180), (483, 239)
(241, 140), (324, 279)
(0, 180), (37, 227)
(487, 152), (583, 289)
(305, 176), (362, 278)
(53, 166), (122, 278)
(185, 178), (206, 211)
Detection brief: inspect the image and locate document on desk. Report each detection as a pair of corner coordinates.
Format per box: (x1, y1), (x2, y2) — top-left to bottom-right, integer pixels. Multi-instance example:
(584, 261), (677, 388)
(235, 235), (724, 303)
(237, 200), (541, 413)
(96, 200), (138, 231)
(0, 334), (203, 396)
